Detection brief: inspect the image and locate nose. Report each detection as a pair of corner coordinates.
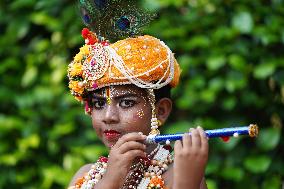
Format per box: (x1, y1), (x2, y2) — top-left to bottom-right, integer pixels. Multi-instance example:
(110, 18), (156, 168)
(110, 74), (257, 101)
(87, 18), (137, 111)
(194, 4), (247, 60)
(103, 104), (120, 124)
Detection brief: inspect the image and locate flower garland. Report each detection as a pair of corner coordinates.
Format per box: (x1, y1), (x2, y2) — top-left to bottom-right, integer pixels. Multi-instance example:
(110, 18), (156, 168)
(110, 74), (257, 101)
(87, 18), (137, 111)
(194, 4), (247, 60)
(68, 145), (173, 189)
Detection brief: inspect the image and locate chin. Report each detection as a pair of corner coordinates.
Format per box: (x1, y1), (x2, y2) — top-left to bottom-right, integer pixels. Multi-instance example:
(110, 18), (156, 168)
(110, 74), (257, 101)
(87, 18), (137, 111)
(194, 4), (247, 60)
(103, 139), (117, 148)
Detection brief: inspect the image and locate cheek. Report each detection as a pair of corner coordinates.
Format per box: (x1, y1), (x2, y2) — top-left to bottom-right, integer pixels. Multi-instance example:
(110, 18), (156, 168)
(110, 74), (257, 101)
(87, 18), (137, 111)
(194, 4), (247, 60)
(131, 107), (151, 124)
(91, 113), (102, 133)
(134, 109), (145, 120)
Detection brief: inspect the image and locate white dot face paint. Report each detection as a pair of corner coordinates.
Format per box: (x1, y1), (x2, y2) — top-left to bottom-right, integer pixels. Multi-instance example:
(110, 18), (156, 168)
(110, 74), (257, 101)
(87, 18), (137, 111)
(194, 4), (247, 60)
(137, 109), (145, 119)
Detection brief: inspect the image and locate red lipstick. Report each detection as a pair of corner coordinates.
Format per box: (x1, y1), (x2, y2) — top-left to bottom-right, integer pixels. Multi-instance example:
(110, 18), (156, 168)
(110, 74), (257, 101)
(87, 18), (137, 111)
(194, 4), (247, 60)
(103, 129), (121, 140)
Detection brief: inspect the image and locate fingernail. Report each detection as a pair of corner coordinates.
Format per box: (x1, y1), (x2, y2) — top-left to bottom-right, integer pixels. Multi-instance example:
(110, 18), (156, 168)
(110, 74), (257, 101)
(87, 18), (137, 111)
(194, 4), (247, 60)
(138, 132), (143, 135)
(204, 132), (208, 137)
(197, 126), (202, 129)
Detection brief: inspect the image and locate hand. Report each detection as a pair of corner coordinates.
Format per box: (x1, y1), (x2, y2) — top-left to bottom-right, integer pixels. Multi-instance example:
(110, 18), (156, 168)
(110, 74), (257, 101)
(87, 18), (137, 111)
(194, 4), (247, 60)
(102, 132), (147, 189)
(173, 126), (209, 189)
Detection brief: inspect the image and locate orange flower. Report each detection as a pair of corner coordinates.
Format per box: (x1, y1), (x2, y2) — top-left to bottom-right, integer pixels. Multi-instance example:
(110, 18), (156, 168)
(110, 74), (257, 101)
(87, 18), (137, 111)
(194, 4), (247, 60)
(149, 176), (165, 188)
(69, 80), (84, 94)
(75, 177), (85, 188)
(75, 96), (83, 102)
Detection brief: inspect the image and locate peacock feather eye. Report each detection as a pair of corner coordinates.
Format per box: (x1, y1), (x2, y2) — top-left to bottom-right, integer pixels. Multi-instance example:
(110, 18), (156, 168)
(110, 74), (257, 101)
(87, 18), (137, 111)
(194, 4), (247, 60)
(83, 14), (91, 25)
(77, 0), (156, 41)
(81, 8), (92, 25)
(116, 16), (130, 31)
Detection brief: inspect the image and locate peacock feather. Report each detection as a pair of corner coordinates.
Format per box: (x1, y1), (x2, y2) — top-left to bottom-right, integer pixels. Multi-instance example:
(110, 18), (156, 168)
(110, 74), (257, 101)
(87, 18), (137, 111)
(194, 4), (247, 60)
(78, 0), (155, 41)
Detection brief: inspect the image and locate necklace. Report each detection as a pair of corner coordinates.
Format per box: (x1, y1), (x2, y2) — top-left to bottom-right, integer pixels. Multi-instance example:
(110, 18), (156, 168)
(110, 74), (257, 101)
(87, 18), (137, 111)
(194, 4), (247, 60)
(70, 145), (173, 189)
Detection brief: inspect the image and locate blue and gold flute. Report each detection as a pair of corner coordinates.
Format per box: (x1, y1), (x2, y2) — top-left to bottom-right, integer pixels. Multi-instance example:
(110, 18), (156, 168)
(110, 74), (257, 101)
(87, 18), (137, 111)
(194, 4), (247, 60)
(146, 124), (258, 144)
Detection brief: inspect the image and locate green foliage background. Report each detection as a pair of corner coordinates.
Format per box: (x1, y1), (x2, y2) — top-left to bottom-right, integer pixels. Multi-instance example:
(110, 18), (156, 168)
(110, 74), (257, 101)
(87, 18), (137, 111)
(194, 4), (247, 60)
(0, 0), (283, 188)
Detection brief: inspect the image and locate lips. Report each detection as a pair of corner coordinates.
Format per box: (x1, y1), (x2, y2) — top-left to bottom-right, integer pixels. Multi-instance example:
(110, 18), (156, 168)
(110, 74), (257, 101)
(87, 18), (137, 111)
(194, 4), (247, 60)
(103, 129), (121, 140)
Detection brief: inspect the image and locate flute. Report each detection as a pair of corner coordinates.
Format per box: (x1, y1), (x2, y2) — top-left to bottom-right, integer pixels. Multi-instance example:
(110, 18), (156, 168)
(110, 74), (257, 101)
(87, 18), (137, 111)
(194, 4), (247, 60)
(146, 124), (258, 144)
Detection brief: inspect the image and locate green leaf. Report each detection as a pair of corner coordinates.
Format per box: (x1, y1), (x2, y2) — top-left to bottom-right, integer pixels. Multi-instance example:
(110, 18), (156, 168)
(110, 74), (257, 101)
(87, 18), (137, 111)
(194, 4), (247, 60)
(222, 96), (237, 110)
(63, 154), (84, 171)
(200, 89), (216, 103)
(185, 35), (210, 49)
(209, 77), (224, 92)
(221, 167), (244, 181)
(21, 66), (38, 87)
(49, 123), (75, 139)
(225, 71), (247, 92)
(256, 127), (280, 151)
(18, 134), (40, 152)
(253, 63), (276, 79)
(206, 179), (217, 189)
(228, 54), (247, 72)
(206, 55), (226, 71)
(178, 55), (192, 71)
(262, 176), (282, 189)
(232, 12), (254, 34)
(165, 121), (192, 134)
(244, 156), (271, 173)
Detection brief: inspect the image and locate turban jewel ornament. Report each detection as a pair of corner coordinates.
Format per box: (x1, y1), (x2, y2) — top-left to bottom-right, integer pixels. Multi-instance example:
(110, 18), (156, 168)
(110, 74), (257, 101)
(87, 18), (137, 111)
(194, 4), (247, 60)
(68, 0), (181, 102)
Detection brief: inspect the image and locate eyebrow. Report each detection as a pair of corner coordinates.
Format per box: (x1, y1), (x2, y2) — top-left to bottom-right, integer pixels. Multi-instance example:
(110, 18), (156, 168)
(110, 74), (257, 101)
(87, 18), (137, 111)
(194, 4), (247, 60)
(92, 93), (141, 100)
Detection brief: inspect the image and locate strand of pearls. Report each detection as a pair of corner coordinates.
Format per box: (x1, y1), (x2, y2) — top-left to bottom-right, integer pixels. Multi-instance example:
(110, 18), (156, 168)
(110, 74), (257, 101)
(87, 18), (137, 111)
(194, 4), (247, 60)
(106, 40), (175, 89)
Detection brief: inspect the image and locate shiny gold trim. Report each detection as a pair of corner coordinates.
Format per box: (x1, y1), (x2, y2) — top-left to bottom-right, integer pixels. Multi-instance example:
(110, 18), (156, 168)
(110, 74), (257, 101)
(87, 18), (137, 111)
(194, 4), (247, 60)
(248, 124), (259, 137)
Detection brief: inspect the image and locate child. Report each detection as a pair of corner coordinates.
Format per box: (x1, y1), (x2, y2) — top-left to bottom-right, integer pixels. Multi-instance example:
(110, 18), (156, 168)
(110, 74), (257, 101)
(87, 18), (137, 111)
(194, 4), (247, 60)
(67, 2), (208, 188)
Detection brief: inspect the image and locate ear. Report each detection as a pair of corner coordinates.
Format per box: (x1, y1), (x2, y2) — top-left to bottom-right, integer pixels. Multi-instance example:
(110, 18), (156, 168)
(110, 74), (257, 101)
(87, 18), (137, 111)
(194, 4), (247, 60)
(155, 98), (172, 125)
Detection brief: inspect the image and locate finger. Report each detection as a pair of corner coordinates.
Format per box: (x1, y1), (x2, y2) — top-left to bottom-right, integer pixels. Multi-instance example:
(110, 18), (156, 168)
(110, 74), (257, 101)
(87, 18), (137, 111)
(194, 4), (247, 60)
(124, 149), (146, 160)
(183, 133), (192, 151)
(191, 128), (201, 148)
(197, 126), (209, 153)
(174, 140), (183, 152)
(118, 141), (146, 154)
(115, 132), (146, 148)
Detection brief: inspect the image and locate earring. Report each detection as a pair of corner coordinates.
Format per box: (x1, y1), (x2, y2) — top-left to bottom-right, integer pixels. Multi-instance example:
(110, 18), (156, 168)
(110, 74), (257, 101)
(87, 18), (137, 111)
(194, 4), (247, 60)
(157, 120), (162, 127)
(85, 101), (92, 115)
(147, 89), (160, 135)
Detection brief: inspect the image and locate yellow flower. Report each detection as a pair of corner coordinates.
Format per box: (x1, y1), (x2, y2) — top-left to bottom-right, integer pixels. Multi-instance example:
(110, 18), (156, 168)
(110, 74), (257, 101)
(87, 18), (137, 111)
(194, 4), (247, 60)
(69, 63), (83, 77)
(80, 45), (90, 55)
(74, 53), (83, 63)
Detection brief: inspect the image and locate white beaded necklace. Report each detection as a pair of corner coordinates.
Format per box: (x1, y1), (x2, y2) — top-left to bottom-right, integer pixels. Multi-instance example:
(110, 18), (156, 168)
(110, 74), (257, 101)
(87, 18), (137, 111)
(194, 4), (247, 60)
(72, 145), (173, 189)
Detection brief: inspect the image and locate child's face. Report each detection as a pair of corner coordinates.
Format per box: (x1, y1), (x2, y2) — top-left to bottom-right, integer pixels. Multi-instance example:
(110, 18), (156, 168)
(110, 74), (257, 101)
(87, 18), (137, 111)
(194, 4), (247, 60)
(91, 85), (152, 148)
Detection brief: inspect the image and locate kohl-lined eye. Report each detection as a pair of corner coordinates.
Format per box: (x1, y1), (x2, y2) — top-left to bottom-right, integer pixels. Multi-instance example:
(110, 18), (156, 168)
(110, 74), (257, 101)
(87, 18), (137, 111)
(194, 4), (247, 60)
(92, 99), (106, 109)
(119, 99), (137, 108)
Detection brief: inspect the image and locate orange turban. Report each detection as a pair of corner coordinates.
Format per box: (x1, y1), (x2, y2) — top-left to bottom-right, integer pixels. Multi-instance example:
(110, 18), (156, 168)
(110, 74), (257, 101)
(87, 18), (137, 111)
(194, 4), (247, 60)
(68, 30), (181, 102)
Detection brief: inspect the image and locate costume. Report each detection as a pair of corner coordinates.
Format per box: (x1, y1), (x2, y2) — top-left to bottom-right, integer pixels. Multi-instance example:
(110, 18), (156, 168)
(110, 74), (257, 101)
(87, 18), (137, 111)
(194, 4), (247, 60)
(67, 1), (181, 188)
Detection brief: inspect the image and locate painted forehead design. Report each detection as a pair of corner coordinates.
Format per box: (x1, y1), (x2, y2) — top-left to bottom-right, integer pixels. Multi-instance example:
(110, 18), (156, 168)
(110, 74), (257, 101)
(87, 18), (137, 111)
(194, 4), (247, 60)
(93, 86), (146, 97)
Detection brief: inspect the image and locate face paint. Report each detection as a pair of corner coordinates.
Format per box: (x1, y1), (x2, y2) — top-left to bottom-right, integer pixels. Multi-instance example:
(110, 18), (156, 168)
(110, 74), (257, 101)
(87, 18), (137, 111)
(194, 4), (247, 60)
(104, 86), (112, 105)
(137, 109), (145, 118)
(91, 85), (153, 148)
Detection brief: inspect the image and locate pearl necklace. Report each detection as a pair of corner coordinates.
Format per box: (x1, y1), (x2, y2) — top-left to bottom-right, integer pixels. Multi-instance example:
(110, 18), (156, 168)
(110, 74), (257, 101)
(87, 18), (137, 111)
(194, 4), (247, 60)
(70, 145), (173, 189)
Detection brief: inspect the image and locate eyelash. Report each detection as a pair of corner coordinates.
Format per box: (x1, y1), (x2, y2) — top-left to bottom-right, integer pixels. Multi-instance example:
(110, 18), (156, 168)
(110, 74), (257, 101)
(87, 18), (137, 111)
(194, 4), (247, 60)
(92, 100), (106, 109)
(91, 99), (138, 109)
(119, 99), (137, 108)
